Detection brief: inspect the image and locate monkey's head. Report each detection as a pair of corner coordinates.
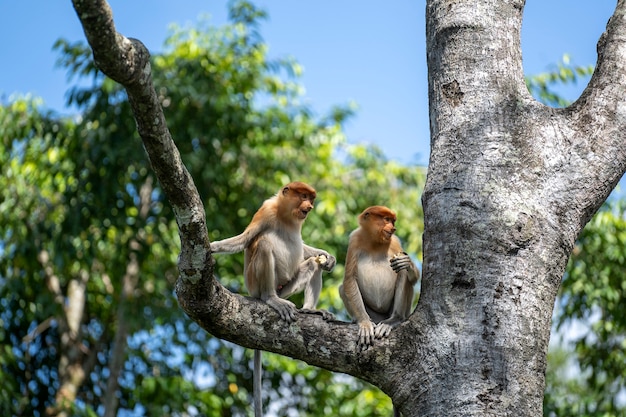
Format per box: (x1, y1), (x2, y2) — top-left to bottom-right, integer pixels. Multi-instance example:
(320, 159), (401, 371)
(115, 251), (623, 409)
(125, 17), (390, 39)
(280, 182), (317, 221)
(359, 206), (397, 244)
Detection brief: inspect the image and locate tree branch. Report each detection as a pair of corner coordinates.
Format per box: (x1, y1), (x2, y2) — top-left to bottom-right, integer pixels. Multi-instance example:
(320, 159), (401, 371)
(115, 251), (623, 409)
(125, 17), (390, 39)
(72, 0), (210, 285)
(565, 1), (626, 215)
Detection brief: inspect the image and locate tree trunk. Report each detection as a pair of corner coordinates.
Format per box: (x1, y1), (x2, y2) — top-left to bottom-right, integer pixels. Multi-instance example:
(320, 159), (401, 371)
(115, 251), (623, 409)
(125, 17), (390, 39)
(102, 253), (136, 417)
(102, 178), (151, 417)
(407, 1), (626, 415)
(39, 249), (89, 417)
(71, 0), (626, 416)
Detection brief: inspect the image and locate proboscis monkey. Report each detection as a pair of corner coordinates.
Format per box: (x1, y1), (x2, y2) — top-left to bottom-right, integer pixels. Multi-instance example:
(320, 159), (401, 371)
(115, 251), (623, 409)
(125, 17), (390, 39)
(210, 181), (336, 417)
(340, 205), (419, 348)
(210, 181), (336, 321)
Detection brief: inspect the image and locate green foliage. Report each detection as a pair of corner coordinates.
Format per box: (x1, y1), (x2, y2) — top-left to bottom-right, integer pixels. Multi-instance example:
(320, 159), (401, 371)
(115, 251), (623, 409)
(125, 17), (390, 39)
(252, 352), (393, 416)
(546, 202), (626, 416)
(544, 347), (597, 417)
(526, 55), (625, 415)
(526, 54), (594, 107)
(0, 1), (424, 415)
(0, 97), (77, 415)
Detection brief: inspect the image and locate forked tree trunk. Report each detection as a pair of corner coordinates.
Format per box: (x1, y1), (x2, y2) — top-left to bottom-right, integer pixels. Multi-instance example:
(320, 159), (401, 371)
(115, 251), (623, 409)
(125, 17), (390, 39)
(406, 1), (626, 415)
(72, 0), (626, 416)
(408, 1), (626, 415)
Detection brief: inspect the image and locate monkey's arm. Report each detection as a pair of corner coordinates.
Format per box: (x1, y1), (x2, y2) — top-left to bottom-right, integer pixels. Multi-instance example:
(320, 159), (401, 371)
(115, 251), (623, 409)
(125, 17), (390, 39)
(342, 249), (376, 347)
(211, 203), (275, 254)
(210, 233), (250, 254)
(211, 222), (267, 254)
(302, 243), (336, 271)
(389, 237), (419, 284)
(374, 248), (419, 338)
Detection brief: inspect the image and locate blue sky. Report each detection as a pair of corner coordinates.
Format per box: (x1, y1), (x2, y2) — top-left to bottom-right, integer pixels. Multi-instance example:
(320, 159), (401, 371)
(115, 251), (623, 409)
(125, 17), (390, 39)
(0, 1), (616, 165)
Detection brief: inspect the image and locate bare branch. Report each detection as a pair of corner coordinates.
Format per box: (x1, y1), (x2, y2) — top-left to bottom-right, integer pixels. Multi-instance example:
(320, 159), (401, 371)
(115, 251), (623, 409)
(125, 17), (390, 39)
(72, 0), (209, 282)
(38, 249), (65, 306)
(567, 1), (626, 208)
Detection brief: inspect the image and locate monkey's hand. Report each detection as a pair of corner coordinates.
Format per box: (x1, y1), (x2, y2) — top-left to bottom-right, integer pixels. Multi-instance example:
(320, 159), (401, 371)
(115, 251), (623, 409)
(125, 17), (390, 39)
(357, 319), (376, 348)
(316, 253), (336, 272)
(265, 296), (297, 322)
(390, 252), (412, 273)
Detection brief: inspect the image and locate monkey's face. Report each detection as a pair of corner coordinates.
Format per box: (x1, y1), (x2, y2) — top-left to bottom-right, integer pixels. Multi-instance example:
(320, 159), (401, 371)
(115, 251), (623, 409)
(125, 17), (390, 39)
(378, 216), (397, 243)
(281, 182), (317, 221)
(294, 194), (315, 220)
(359, 207), (398, 244)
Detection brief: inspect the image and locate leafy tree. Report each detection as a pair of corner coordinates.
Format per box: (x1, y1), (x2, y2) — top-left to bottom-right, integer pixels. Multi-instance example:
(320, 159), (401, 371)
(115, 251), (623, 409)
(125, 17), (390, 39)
(1, 2), (424, 416)
(0, 98), (79, 416)
(545, 202), (626, 416)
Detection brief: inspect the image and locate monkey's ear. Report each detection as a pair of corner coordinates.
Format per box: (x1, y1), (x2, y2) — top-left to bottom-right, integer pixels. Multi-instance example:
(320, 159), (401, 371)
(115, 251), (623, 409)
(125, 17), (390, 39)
(363, 212), (370, 219)
(282, 186), (290, 196)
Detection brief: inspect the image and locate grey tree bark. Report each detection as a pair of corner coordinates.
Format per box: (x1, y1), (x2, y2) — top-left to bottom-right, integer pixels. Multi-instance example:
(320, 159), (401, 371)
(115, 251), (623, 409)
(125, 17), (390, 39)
(71, 0), (626, 416)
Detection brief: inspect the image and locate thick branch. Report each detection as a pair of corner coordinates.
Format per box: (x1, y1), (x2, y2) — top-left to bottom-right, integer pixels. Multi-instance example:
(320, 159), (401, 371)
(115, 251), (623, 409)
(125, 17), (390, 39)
(177, 275), (426, 391)
(72, 0), (209, 282)
(564, 1), (626, 217)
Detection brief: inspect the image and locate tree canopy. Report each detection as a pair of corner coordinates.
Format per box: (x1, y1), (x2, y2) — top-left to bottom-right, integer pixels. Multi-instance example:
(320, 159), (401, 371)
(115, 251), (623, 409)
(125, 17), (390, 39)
(0, 3), (423, 416)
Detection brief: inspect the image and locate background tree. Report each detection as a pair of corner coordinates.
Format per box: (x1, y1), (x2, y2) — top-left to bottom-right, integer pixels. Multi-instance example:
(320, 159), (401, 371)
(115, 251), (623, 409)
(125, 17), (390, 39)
(0, 2), (423, 416)
(526, 58), (625, 417)
(545, 201), (626, 417)
(65, 0), (626, 416)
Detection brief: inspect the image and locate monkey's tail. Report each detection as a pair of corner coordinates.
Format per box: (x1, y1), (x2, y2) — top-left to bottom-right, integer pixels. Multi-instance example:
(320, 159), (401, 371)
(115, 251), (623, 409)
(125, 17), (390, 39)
(254, 349), (263, 417)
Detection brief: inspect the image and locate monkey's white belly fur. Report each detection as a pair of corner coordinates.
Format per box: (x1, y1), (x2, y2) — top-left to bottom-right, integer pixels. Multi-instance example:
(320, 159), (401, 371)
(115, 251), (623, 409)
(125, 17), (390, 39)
(267, 229), (304, 285)
(357, 253), (396, 313)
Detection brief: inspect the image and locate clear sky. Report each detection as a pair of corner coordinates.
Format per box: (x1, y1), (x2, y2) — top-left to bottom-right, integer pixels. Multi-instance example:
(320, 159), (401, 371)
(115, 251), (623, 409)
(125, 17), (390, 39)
(0, 1), (616, 165)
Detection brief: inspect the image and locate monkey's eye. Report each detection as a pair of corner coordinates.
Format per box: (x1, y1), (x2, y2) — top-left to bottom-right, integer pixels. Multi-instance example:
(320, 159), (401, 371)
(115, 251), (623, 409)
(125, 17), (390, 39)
(384, 217), (396, 226)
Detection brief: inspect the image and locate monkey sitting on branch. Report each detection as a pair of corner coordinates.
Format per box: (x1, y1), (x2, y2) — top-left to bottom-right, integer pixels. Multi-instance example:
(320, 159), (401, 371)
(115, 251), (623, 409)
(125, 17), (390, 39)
(210, 181), (336, 321)
(210, 181), (336, 417)
(340, 205), (420, 348)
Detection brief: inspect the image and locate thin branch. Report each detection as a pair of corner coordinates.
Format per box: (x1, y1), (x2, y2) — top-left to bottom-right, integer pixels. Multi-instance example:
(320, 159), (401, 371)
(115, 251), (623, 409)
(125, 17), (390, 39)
(72, 0), (210, 282)
(22, 317), (55, 344)
(38, 249), (65, 306)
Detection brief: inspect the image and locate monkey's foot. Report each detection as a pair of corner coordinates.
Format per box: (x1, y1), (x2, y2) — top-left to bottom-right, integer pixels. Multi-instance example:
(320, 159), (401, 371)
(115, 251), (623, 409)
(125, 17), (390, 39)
(374, 322), (393, 338)
(375, 317), (403, 339)
(299, 308), (335, 321)
(357, 320), (376, 348)
(266, 297), (297, 322)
